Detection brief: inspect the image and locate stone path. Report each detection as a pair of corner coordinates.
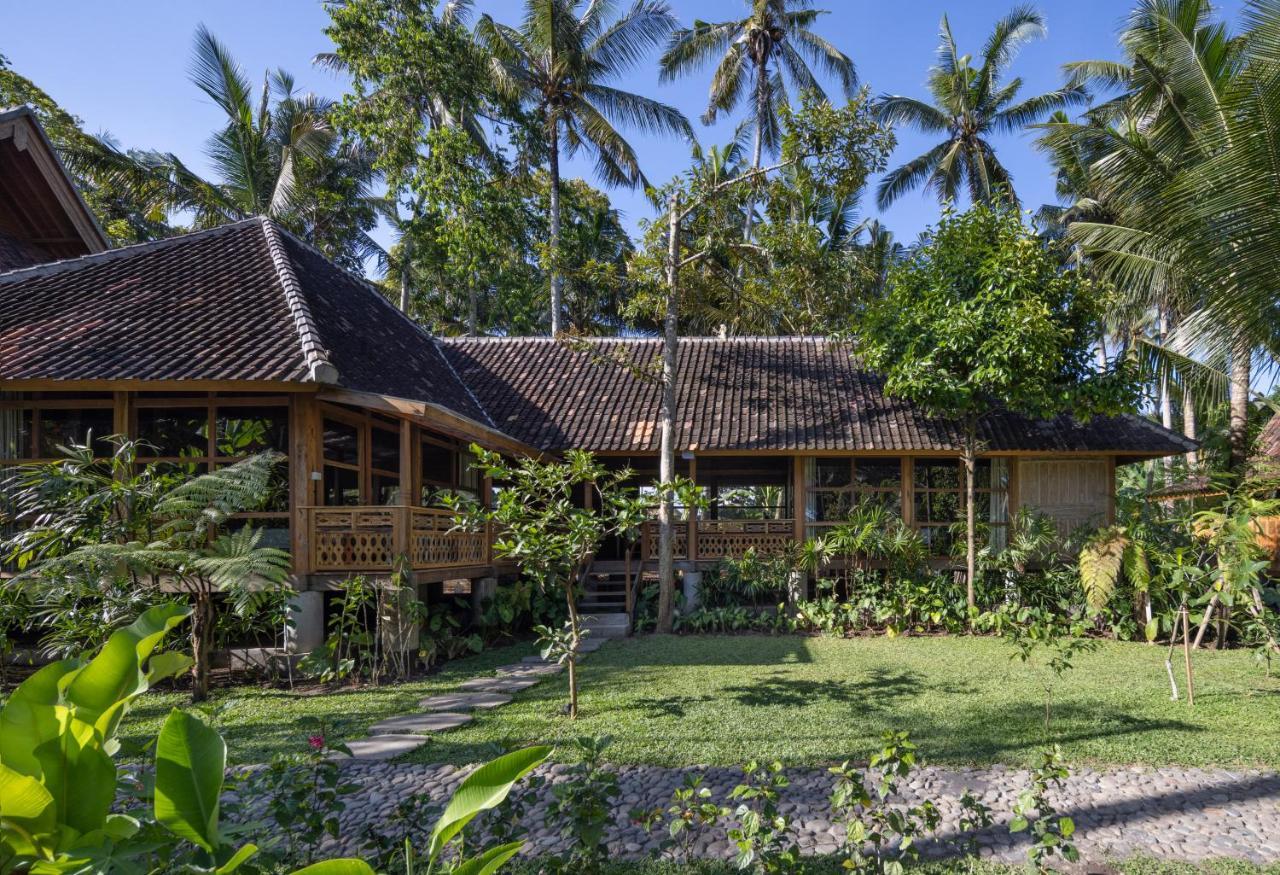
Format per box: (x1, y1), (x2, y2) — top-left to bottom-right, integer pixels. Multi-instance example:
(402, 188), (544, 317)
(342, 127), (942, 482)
(322, 638), (1280, 865)
(322, 760), (1280, 865)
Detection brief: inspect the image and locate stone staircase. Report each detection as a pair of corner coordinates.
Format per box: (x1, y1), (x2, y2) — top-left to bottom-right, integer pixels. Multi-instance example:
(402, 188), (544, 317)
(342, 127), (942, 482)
(577, 569), (631, 639)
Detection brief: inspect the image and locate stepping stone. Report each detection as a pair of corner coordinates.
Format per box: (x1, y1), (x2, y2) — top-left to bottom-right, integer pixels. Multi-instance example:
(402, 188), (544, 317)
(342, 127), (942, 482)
(459, 676), (538, 692)
(333, 734), (427, 761)
(496, 662), (562, 676)
(578, 639), (606, 653)
(419, 692), (512, 711)
(521, 654), (550, 664)
(368, 712), (472, 735)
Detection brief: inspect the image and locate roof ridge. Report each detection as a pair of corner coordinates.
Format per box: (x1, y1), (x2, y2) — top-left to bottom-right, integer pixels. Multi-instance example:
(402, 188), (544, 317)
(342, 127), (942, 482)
(258, 218), (338, 385)
(263, 219), (498, 427)
(439, 335), (842, 344)
(0, 217), (261, 283)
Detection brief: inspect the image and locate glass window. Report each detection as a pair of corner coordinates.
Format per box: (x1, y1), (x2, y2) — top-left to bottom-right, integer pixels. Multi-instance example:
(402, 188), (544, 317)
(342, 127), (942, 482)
(323, 420), (359, 466)
(916, 460), (960, 490)
(421, 441), (454, 485)
(815, 458), (851, 488)
(854, 458), (901, 488)
(0, 408), (32, 460)
(458, 455), (480, 493)
(216, 407), (287, 456)
(373, 473), (400, 505)
(137, 407), (208, 458)
(323, 466), (360, 505)
(38, 408), (113, 456)
(370, 426), (400, 473)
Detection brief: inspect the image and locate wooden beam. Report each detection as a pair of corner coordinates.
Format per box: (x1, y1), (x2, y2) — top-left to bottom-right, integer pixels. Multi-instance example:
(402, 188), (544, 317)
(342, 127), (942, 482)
(318, 388), (545, 460)
(290, 394), (322, 574)
(399, 419), (414, 506)
(792, 455), (806, 543)
(0, 378), (315, 393)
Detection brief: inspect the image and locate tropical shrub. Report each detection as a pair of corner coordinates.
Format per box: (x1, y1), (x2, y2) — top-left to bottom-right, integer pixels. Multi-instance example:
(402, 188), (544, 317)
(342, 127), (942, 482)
(725, 760), (800, 874)
(543, 736), (621, 873)
(631, 775), (728, 864)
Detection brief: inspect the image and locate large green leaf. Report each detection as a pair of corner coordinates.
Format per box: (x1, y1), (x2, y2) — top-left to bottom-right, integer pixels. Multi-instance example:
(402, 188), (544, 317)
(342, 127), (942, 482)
(32, 719), (115, 836)
(288, 860), (377, 875)
(453, 842), (525, 875)
(154, 708), (227, 853)
(215, 842), (259, 874)
(0, 659), (83, 779)
(0, 761), (56, 845)
(66, 603), (191, 740)
(428, 746), (551, 861)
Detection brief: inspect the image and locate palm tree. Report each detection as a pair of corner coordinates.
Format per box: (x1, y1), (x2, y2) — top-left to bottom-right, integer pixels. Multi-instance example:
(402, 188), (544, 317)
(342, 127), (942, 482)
(477, 0), (692, 335)
(1055, 0), (1271, 471)
(84, 26), (382, 270)
(659, 0), (856, 239)
(874, 5), (1086, 209)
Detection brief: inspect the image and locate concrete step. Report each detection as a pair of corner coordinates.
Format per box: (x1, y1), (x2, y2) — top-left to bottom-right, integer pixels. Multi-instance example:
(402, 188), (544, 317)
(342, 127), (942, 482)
(333, 734), (428, 761)
(581, 613), (630, 639)
(495, 662), (563, 677)
(419, 692), (512, 711)
(368, 712), (472, 735)
(459, 675), (539, 692)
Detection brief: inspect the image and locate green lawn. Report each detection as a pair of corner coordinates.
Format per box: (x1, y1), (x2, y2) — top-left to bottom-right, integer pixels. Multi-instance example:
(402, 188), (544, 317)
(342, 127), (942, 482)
(126, 635), (1280, 769)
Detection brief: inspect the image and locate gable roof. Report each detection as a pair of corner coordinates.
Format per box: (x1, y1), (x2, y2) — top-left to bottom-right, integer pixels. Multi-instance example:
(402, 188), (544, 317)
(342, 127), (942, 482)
(0, 217), (489, 422)
(440, 336), (1197, 458)
(0, 106), (108, 269)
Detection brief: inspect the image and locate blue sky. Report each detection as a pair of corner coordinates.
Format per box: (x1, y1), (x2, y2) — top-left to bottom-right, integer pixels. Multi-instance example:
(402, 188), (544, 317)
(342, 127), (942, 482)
(5, 0), (1247, 264)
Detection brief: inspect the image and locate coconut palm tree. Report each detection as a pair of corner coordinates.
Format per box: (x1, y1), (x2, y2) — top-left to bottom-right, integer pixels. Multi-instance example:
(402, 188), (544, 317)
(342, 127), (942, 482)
(874, 5), (1086, 209)
(85, 25), (382, 269)
(1054, 0), (1274, 471)
(659, 0), (856, 239)
(476, 0), (692, 335)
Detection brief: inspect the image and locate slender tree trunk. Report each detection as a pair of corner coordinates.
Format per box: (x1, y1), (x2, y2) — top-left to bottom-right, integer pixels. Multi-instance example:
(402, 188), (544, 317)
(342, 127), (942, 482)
(564, 582), (579, 719)
(963, 422), (977, 618)
(467, 275), (478, 337)
(1159, 310), (1174, 486)
(191, 587), (213, 703)
(399, 227), (413, 313)
(657, 193), (680, 635)
(741, 60), (767, 244)
(548, 119), (563, 336)
(1229, 342), (1251, 473)
(1183, 389), (1199, 469)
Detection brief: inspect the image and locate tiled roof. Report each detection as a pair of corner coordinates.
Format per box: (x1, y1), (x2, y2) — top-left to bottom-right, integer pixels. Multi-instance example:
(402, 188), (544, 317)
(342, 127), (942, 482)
(0, 218), (489, 422)
(440, 336), (1197, 456)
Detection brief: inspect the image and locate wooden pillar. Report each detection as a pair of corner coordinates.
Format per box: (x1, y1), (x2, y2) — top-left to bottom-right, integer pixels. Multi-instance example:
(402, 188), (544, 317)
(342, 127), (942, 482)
(111, 391), (133, 440)
(687, 454), (698, 561)
(902, 457), (915, 529)
(1106, 455), (1116, 524)
(792, 455), (806, 543)
(399, 419), (414, 506)
(290, 394), (322, 575)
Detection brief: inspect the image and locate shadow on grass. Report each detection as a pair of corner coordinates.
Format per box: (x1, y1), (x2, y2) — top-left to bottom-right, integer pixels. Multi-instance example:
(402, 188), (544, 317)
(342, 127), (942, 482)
(721, 666), (934, 710)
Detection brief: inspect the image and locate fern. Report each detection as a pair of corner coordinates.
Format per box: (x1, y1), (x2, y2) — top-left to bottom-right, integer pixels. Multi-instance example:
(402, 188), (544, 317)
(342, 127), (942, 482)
(193, 525), (292, 615)
(155, 452), (284, 539)
(1079, 526), (1128, 614)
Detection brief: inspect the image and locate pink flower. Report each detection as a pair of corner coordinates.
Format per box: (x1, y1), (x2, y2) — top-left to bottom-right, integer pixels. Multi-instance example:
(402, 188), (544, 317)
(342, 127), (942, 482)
(308, 735), (325, 751)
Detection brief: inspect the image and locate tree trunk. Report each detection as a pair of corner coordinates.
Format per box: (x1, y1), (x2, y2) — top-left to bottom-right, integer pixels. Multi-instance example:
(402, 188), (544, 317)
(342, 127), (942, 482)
(467, 275), (478, 337)
(1229, 342), (1251, 473)
(190, 588), (213, 703)
(548, 119), (563, 336)
(963, 424), (977, 619)
(1182, 389), (1199, 469)
(656, 193), (680, 635)
(564, 582), (579, 719)
(1158, 310), (1174, 486)
(741, 61), (767, 244)
(399, 226), (413, 313)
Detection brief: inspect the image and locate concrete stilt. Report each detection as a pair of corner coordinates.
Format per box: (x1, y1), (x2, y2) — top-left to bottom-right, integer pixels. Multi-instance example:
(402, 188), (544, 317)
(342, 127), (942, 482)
(284, 590), (324, 654)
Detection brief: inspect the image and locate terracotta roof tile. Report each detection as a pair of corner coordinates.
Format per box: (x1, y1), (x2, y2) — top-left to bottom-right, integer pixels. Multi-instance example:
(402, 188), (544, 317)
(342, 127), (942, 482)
(440, 336), (1198, 456)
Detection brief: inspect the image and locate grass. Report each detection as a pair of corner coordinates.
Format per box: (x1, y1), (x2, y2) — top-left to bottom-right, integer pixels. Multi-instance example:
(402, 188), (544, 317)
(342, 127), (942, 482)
(126, 635), (1280, 769)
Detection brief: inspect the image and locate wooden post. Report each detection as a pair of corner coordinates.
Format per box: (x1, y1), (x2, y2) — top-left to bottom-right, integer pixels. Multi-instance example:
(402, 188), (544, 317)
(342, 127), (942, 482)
(688, 454), (698, 562)
(290, 395), (321, 575)
(792, 455), (806, 544)
(398, 419), (413, 507)
(1181, 604), (1195, 706)
(112, 391), (133, 440)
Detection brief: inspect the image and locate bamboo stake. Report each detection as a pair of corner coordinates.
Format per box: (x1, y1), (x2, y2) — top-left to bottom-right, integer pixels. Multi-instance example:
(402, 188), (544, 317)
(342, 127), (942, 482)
(1181, 604), (1195, 707)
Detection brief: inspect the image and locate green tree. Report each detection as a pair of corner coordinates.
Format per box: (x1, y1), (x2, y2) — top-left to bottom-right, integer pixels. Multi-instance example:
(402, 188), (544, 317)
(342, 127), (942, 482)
(449, 448), (644, 718)
(4, 440), (291, 702)
(857, 201), (1134, 611)
(1052, 0), (1268, 473)
(91, 26), (381, 270)
(323, 0), (505, 309)
(874, 5), (1086, 209)
(477, 0), (692, 334)
(659, 0), (857, 241)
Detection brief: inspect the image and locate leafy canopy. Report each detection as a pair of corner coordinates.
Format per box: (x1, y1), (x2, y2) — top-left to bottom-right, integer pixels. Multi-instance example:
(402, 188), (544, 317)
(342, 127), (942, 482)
(858, 200), (1135, 424)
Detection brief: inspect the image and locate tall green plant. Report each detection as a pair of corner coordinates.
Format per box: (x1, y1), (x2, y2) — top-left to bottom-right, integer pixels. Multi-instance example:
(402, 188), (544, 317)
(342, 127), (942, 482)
(858, 201), (1135, 613)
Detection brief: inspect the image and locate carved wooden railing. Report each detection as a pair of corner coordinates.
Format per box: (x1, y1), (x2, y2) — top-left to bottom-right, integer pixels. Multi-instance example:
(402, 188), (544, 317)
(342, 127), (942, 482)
(307, 506), (489, 573)
(642, 519), (795, 562)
